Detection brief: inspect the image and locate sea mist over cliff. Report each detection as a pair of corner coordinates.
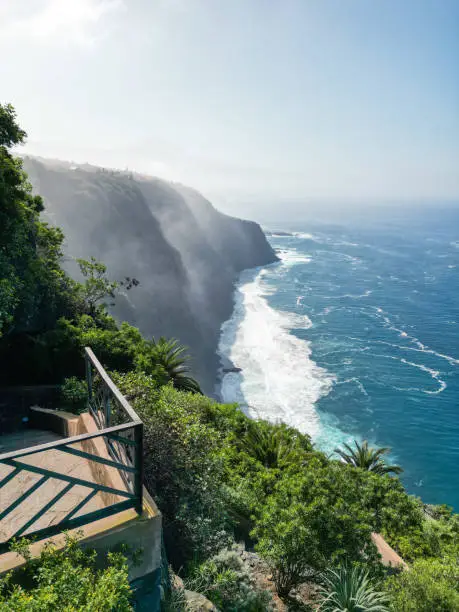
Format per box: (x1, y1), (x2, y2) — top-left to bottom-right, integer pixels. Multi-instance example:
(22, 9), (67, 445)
(23, 157), (277, 393)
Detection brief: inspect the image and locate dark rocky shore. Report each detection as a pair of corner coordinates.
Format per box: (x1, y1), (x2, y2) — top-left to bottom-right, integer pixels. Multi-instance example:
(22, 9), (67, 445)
(24, 157), (278, 394)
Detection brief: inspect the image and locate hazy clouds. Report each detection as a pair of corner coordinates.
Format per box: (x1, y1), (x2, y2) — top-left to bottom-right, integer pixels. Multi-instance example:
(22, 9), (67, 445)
(2, 0), (459, 212)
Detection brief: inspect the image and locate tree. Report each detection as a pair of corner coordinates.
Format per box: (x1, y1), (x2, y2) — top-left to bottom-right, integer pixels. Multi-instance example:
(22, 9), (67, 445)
(0, 103), (80, 342)
(77, 257), (120, 315)
(335, 440), (403, 476)
(319, 565), (389, 612)
(77, 257), (139, 316)
(143, 336), (202, 393)
(239, 421), (313, 469)
(252, 461), (379, 597)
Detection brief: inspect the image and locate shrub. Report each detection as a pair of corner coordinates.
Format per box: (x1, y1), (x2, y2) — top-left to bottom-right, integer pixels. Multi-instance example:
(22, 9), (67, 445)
(319, 564), (389, 611)
(387, 508), (458, 563)
(185, 547), (273, 611)
(0, 536), (133, 611)
(386, 556), (459, 611)
(60, 376), (88, 413)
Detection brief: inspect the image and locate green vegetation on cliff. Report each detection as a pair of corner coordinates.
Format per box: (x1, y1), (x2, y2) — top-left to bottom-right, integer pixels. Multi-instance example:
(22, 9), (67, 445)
(0, 537), (132, 612)
(1, 105), (458, 610)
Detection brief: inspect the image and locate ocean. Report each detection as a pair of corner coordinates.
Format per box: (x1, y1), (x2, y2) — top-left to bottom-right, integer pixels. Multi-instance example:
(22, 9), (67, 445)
(217, 207), (459, 510)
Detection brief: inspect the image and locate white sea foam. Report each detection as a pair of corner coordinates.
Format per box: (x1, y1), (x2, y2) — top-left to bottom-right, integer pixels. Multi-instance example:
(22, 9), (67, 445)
(370, 307), (459, 366)
(293, 232), (323, 242)
(217, 267), (334, 439)
(335, 377), (369, 396)
(277, 249), (312, 265)
(369, 352), (447, 394)
(322, 289), (372, 300)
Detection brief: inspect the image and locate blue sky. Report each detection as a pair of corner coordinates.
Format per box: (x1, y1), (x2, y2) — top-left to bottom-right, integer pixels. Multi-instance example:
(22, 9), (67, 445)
(1, 0), (458, 213)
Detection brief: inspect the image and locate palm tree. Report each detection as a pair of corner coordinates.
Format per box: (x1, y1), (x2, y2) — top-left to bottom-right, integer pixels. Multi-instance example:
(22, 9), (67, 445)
(149, 337), (202, 394)
(240, 422), (309, 469)
(319, 565), (389, 612)
(334, 440), (403, 476)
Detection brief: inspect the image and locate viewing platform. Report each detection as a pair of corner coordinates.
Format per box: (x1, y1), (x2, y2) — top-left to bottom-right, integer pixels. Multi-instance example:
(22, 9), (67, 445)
(0, 348), (162, 609)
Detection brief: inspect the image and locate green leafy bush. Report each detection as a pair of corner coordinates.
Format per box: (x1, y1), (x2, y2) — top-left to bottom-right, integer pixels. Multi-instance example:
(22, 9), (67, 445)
(252, 461), (379, 596)
(386, 556), (459, 611)
(185, 548), (273, 611)
(0, 537), (133, 611)
(60, 376), (88, 413)
(113, 373), (232, 566)
(386, 505), (458, 563)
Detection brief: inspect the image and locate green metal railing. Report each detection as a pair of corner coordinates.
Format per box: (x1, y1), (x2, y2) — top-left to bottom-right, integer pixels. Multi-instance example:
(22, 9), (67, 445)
(0, 348), (143, 554)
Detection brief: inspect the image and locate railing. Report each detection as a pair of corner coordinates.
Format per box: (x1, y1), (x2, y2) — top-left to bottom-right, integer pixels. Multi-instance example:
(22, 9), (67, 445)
(0, 348), (143, 554)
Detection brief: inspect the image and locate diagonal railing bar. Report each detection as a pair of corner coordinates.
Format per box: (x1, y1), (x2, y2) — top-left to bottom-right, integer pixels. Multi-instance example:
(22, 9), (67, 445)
(106, 433), (137, 447)
(2, 458), (135, 499)
(62, 489), (99, 523)
(0, 499), (136, 555)
(0, 423), (137, 463)
(0, 475), (49, 523)
(58, 446), (138, 474)
(13, 483), (74, 539)
(0, 466), (21, 489)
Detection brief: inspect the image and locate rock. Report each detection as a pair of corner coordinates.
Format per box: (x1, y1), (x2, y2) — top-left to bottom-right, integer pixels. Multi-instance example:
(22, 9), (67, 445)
(184, 590), (218, 611)
(222, 367), (242, 373)
(171, 573), (185, 590)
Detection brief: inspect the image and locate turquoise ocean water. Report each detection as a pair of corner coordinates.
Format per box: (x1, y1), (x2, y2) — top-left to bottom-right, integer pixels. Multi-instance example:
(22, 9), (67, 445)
(218, 207), (459, 509)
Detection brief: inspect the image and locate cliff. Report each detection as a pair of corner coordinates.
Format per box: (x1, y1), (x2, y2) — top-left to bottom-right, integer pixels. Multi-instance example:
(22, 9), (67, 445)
(22, 157), (277, 393)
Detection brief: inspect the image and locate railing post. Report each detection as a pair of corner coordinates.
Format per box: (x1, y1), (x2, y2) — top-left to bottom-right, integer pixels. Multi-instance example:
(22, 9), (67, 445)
(85, 353), (92, 409)
(104, 388), (111, 428)
(134, 423), (144, 515)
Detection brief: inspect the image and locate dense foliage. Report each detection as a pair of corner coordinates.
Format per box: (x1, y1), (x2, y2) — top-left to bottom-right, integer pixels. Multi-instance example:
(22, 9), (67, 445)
(386, 556), (459, 611)
(114, 370), (459, 609)
(0, 104), (78, 342)
(0, 537), (133, 611)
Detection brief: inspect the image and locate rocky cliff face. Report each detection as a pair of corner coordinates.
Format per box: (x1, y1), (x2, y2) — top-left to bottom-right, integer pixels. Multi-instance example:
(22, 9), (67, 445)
(23, 157), (277, 393)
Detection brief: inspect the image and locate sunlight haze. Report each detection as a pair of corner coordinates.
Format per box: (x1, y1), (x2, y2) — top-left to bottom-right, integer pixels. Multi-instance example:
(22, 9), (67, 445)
(1, 0), (458, 215)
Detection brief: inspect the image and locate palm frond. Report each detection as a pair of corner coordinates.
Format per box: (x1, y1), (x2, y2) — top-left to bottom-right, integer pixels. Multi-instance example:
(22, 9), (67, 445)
(334, 440), (402, 476)
(150, 336), (202, 394)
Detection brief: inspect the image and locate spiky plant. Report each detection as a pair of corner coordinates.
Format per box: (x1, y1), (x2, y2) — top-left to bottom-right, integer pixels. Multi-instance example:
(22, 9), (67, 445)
(240, 422), (309, 469)
(149, 336), (202, 394)
(319, 565), (389, 612)
(334, 440), (402, 476)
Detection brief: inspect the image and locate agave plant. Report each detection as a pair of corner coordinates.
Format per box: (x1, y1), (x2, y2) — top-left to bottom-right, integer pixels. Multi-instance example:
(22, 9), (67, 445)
(149, 336), (202, 394)
(335, 440), (402, 476)
(319, 565), (389, 612)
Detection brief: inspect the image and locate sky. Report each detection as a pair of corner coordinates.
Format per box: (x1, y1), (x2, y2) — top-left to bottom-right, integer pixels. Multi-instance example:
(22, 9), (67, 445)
(1, 0), (458, 216)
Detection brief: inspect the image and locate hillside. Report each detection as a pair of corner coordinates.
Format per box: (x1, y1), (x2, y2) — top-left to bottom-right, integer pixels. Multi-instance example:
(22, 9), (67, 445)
(22, 157), (277, 393)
